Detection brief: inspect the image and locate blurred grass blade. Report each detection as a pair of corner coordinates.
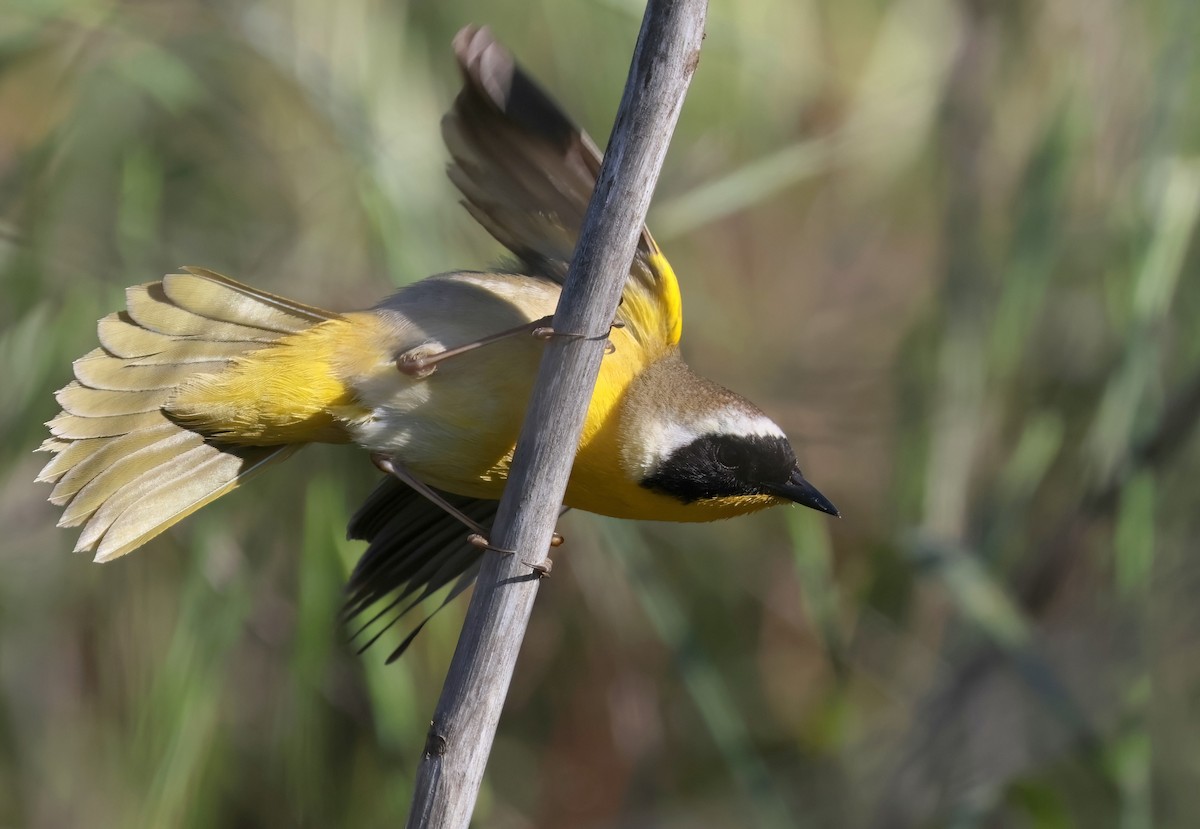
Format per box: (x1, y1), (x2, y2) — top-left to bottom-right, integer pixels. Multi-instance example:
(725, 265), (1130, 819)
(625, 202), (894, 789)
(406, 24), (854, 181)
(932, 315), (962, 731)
(785, 507), (845, 667)
(1113, 472), (1156, 601)
(654, 137), (833, 239)
(601, 521), (800, 829)
(906, 536), (1031, 651)
(1088, 157), (1200, 482)
(905, 536), (1096, 742)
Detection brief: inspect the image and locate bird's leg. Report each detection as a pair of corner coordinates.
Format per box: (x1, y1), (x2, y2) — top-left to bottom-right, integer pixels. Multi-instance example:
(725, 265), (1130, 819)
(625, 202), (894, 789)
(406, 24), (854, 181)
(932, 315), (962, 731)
(396, 316), (553, 378)
(370, 454), (565, 575)
(370, 453), (492, 540)
(396, 316), (624, 377)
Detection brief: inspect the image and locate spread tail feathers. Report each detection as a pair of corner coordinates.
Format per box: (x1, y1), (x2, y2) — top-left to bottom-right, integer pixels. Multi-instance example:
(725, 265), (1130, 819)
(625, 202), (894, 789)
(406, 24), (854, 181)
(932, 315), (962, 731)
(38, 267), (336, 562)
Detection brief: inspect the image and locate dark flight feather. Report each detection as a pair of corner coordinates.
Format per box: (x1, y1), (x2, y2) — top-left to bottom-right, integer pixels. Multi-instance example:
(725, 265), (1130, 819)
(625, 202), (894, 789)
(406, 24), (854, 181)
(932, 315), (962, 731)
(345, 476), (499, 661)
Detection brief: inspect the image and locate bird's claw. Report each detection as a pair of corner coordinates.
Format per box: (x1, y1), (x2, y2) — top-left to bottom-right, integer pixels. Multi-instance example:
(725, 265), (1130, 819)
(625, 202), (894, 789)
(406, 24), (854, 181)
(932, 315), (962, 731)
(468, 531), (560, 578)
(532, 319), (624, 355)
(523, 558), (552, 578)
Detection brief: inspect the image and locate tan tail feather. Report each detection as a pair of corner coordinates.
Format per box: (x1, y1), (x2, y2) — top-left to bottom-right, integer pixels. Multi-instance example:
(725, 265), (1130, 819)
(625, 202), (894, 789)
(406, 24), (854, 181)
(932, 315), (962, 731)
(74, 351), (232, 390)
(43, 267), (335, 559)
(165, 269), (337, 329)
(55, 382), (172, 418)
(37, 438), (100, 482)
(92, 444), (299, 562)
(49, 425), (180, 505)
(97, 313), (180, 358)
(74, 442), (224, 552)
(96, 313), (277, 363)
(131, 342), (269, 367)
(182, 267), (338, 321)
(125, 283), (277, 341)
(48, 411), (172, 440)
(54, 427), (198, 518)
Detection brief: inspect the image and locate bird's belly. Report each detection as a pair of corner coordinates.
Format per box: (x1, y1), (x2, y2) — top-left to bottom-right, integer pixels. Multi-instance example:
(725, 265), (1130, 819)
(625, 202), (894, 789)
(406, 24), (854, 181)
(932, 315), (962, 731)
(343, 272), (676, 508)
(350, 341), (543, 498)
(342, 273), (561, 495)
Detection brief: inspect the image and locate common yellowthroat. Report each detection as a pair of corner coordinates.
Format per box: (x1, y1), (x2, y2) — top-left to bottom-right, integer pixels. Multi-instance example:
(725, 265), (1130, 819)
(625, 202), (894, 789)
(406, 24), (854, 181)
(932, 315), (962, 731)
(39, 26), (837, 652)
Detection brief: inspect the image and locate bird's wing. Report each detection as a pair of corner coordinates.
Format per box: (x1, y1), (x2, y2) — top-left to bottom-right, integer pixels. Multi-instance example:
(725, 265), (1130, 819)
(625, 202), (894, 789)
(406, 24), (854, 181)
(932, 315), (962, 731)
(444, 24), (683, 357)
(344, 476), (499, 662)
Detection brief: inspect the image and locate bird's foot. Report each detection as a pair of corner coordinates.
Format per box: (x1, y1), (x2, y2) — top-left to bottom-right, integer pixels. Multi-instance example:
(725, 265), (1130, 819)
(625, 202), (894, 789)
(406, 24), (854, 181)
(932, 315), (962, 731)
(531, 319), (624, 355)
(467, 530), (564, 578)
(523, 558), (552, 578)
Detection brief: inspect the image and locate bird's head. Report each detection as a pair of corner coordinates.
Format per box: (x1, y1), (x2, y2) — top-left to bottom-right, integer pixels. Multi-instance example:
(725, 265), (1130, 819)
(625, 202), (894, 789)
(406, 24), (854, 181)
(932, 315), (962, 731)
(621, 354), (838, 520)
(640, 428), (838, 516)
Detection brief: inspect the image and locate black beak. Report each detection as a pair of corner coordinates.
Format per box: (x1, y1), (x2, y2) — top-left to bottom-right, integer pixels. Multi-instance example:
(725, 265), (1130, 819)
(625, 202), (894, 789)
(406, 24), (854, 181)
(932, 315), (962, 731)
(764, 469), (840, 517)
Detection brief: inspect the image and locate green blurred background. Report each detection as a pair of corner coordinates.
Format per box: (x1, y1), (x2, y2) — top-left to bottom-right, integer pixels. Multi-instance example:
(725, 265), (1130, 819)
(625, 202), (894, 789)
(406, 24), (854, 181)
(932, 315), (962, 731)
(2, 0), (1199, 826)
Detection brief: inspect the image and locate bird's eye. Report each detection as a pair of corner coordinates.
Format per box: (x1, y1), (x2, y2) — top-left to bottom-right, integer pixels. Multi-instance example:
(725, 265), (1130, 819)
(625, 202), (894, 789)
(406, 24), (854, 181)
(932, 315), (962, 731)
(713, 441), (741, 469)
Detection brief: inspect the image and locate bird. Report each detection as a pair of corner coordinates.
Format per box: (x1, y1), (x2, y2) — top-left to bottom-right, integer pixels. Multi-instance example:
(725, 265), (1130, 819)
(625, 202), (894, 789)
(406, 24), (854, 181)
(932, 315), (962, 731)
(37, 25), (838, 659)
